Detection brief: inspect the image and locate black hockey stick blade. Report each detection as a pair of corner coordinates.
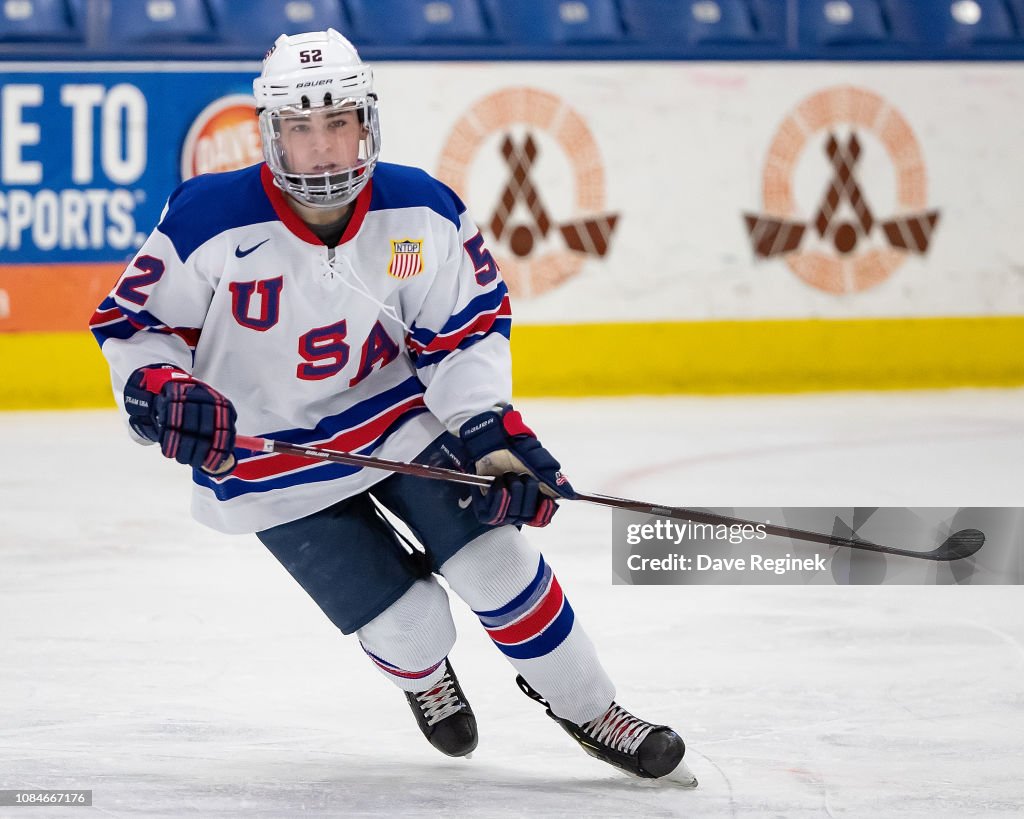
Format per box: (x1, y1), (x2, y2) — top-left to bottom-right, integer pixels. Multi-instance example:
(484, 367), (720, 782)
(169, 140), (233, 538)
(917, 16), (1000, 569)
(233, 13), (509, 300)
(932, 528), (986, 561)
(825, 521), (987, 562)
(823, 526), (986, 561)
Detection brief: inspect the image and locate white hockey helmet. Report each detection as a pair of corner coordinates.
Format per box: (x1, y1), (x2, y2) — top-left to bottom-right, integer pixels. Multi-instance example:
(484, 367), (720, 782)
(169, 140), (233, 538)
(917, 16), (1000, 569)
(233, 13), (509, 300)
(253, 29), (380, 209)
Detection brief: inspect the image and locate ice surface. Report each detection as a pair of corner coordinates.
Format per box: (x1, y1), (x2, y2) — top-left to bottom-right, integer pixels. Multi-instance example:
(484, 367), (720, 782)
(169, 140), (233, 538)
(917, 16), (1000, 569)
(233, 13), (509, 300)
(1, 390), (1022, 817)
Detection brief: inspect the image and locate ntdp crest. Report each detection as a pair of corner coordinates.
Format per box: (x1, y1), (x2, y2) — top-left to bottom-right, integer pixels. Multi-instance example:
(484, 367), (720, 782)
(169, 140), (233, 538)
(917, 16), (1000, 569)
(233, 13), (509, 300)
(180, 94), (261, 182)
(388, 239), (425, 280)
(437, 87), (619, 298)
(744, 86), (940, 294)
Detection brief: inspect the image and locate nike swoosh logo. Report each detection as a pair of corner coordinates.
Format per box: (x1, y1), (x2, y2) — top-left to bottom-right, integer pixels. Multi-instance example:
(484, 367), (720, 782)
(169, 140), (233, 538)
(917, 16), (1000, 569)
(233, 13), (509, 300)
(458, 496), (473, 509)
(235, 238), (269, 258)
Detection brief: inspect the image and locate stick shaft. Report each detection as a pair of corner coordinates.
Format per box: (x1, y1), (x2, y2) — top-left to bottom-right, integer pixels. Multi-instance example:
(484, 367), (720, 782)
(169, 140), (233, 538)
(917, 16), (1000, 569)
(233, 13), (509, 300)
(234, 436), (976, 561)
(573, 493), (925, 559)
(236, 435), (493, 487)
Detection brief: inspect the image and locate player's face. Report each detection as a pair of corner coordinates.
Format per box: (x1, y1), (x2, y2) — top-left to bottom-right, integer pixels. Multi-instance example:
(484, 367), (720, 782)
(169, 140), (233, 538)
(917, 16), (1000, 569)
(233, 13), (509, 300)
(276, 107), (365, 175)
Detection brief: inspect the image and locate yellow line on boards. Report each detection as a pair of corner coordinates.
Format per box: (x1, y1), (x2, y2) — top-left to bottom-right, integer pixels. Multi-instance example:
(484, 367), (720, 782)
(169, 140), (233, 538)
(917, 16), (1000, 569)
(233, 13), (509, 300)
(0, 332), (116, 410)
(510, 316), (1024, 395)
(1, 317), (1022, 409)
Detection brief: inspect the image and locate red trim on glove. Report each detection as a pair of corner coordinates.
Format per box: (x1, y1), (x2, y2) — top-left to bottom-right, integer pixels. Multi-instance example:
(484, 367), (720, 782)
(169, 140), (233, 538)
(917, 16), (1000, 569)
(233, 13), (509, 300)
(528, 498), (557, 528)
(204, 399), (232, 471)
(139, 366), (191, 395)
(501, 409), (536, 439)
(488, 487), (512, 526)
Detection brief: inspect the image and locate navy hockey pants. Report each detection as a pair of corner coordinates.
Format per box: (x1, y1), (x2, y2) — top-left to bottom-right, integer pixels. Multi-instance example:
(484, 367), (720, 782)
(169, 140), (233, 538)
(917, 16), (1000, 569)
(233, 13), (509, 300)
(255, 434), (496, 634)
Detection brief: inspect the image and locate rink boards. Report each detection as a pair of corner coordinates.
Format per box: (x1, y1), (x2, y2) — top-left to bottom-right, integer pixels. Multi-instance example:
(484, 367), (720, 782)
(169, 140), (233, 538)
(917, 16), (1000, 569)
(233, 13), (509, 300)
(1, 62), (1022, 407)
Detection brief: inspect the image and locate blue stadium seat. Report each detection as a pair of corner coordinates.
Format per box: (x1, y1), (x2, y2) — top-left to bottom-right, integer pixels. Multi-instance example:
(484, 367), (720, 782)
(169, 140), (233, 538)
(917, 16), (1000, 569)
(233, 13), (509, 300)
(1006, 0), (1024, 31)
(939, 0), (1017, 43)
(801, 0), (889, 45)
(345, 0), (490, 44)
(0, 0), (80, 41)
(747, 0), (784, 41)
(885, 0), (1018, 46)
(208, 0), (345, 47)
(622, 0), (758, 44)
(107, 0), (215, 44)
(485, 0), (624, 45)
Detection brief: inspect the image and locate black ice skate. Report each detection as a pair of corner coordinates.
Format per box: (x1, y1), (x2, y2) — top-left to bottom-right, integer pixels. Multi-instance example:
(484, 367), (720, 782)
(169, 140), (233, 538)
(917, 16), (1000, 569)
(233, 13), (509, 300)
(516, 676), (697, 787)
(405, 661), (478, 758)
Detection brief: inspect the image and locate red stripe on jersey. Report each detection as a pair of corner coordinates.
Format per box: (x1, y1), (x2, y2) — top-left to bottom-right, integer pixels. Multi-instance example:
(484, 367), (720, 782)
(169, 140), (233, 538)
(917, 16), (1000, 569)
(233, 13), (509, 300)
(159, 326), (201, 349)
(232, 394), (425, 482)
(89, 307), (123, 327)
(414, 294), (511, 356)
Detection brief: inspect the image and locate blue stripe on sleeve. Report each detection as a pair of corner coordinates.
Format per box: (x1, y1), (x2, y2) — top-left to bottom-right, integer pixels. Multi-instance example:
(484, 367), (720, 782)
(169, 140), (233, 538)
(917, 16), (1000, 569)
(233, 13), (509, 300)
(408, 281), (509, 349)
(91, 320), (140, 345)
(413, 319), (511, 369)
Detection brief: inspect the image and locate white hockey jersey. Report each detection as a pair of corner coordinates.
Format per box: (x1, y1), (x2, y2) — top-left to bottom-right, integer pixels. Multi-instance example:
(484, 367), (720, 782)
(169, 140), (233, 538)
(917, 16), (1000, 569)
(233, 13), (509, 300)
(91, 162), (512, 534)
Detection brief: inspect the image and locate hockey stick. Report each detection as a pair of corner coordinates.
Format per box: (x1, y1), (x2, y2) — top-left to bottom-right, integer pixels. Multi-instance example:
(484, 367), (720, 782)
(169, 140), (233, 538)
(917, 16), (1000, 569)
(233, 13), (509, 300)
(234, 435), (985, 563)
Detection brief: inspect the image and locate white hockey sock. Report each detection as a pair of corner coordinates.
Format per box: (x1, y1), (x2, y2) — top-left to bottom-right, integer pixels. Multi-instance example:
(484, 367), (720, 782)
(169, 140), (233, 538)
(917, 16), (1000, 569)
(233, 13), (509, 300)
(440, 527), (615, 725)
(356, 577), (456, 693)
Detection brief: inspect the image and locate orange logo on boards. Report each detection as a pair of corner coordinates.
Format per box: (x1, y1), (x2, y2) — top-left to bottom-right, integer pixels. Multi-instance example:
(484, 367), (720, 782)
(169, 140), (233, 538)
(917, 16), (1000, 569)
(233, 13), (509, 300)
(438, 88), (619, 298)
(745, 86), (940, 294)
(180, 95), (262, 181)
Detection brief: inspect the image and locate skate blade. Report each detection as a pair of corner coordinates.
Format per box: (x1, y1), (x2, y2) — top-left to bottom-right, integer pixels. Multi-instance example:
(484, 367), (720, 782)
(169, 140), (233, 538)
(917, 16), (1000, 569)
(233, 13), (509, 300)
(662, 759), (698, 789)
(612, 758), (698, 789)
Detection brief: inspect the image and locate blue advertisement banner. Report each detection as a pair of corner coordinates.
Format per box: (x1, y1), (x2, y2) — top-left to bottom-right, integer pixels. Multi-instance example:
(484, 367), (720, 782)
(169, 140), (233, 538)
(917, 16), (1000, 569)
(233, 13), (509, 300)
(0, 63), (260, 266)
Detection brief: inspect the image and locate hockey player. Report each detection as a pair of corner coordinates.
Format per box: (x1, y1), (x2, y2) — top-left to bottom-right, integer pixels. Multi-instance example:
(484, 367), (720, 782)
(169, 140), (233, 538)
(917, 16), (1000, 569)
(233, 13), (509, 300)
(90, 29), (693, 785)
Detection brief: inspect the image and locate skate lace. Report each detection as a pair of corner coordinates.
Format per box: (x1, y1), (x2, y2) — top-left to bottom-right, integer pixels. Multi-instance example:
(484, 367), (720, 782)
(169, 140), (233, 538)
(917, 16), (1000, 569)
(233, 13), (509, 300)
(414, 672), (463, 727)
(581, 703), (656, 755)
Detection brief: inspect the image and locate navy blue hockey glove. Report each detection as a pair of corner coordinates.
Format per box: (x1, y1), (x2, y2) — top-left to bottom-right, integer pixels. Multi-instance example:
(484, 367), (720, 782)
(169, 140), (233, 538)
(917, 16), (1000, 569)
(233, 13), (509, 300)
(459, 405), (575, 528)
(124, 365), (237, 476)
